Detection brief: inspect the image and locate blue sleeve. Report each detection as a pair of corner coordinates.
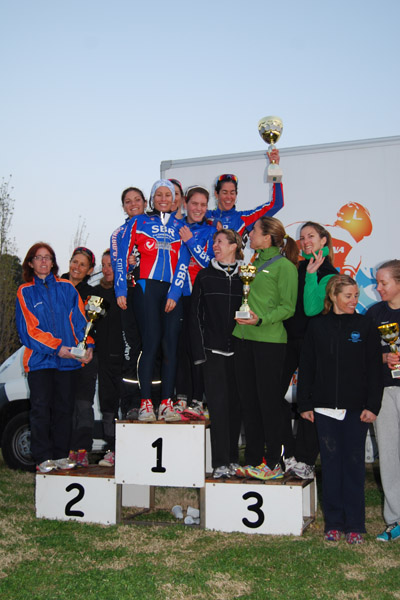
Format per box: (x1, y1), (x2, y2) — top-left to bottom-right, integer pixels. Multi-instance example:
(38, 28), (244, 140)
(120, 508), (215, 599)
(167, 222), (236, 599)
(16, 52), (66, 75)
(167, 243), (191, 303)
(238, 182), (284, 232)
(114, 219), (137, 299)
(185, 227), (216, 268)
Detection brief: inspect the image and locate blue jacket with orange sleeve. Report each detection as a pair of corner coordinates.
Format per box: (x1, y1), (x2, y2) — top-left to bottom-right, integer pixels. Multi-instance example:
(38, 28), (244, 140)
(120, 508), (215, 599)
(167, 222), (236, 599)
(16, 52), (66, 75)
(16, 273), (92, 372)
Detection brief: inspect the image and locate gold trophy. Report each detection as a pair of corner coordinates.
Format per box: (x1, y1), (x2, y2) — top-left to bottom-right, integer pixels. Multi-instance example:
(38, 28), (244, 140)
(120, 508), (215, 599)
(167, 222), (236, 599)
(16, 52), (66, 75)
(378, 322), (400, 379)
(258, 115), (283, 183)
(71, 295), (109, 358)
(235, 265), (257, 319)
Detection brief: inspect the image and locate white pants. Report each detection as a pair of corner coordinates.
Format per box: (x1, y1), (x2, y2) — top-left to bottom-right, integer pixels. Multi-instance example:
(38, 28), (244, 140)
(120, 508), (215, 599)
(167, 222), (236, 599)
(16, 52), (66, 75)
(374, 386), (400, 525)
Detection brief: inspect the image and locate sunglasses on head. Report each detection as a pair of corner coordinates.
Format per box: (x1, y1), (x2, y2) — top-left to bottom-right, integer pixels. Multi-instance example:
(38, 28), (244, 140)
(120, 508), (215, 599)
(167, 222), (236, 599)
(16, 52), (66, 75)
(217, 174), (238, 183)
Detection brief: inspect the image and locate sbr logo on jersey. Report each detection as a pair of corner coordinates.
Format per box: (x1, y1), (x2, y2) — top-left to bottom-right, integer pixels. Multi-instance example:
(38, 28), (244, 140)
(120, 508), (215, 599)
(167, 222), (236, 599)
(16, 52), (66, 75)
(151, 224), (176, 236)
(145, 240), (156, 250)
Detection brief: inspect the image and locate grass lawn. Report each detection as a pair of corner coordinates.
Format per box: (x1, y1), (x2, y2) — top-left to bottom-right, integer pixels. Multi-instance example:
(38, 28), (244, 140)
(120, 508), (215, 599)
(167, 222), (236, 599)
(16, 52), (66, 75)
(1, 454), (400, 600)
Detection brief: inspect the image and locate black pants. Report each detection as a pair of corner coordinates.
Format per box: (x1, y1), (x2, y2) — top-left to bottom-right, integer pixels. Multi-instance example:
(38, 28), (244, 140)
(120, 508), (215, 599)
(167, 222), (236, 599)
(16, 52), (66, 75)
(281, 337), (320, 465)
(315, 410), (368, 533)
(98, 359), (128, 451)
(175, 296), (204, 403)
(203, 350), (241, 468)
(28, 369), (76, 464)
(70, 355), (97, 451)
(133, 280), (182, 400)
(234, 338), (286, 469)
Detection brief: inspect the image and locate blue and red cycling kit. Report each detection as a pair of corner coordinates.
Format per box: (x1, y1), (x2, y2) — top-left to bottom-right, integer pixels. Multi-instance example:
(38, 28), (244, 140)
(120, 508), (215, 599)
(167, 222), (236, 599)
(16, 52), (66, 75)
(169, 219), (217, 301)
(113, 210), (189, 298)
(206, 182), (284, 238)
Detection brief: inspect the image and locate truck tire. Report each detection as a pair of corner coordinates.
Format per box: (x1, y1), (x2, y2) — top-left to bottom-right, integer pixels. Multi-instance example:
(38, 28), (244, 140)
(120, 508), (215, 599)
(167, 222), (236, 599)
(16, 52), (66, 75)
(1, 411), (35, 472)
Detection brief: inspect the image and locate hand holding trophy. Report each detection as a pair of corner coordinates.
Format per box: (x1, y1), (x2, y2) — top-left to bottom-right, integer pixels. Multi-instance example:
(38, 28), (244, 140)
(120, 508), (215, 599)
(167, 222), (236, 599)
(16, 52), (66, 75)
(378, 322), (400, 379)
(235, 264), (257, 319)
(71, 295), (109, 359)
(258, 116), (283, 183)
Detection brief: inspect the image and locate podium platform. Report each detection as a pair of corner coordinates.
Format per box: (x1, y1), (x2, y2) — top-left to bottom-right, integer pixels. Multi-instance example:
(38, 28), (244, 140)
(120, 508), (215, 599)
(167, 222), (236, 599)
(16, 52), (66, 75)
(203, 476), (316, 536)
(35, 419), (316, 534)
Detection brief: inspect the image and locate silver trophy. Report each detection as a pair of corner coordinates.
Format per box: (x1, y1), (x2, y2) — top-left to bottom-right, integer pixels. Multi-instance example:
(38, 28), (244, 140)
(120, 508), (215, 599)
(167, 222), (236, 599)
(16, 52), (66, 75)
(258, 116), (283, 183)
(71, 295), (108, 358)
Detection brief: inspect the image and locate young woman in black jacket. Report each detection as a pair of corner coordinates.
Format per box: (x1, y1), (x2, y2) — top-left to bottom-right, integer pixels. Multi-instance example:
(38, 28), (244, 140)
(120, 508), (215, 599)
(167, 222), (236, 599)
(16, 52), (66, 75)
(190, 229), (243, 479)
(297, 274), (383, 544)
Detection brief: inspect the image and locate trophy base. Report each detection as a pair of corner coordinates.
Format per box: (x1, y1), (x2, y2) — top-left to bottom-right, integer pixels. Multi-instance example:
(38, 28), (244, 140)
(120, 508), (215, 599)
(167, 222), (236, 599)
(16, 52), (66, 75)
(391, 369), (400, 379)
(71, 347), (86, 358)
(267, 163), (283, 183)
(235, 310), (251, 319)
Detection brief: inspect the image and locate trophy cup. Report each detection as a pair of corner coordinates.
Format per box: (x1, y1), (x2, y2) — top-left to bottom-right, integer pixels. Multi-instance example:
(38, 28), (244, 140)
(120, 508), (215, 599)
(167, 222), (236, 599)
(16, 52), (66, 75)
(258, 116), (283, 183)
(71, 295), (109, 358)
(378, 322), (400, 379)
(235, 265), (257, 319)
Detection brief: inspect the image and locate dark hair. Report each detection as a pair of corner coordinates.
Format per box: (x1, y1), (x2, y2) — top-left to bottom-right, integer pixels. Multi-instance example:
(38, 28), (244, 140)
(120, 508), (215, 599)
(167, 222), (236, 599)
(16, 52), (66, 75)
(185, 186), (209, 203)
(378, 260), (400, 283)
(169, 179), (184, 198)
(213, 229), (244, 261)
(215, 174), (238, 194)
(22, 242), (59, 282)
(257, 217), (299, 266)
(102, 249), (111, 258)
(323, 274), (357, 314)
(121, 187), (146, 206)
(70, 246), (96, 268)
(300, 221), (334, 262)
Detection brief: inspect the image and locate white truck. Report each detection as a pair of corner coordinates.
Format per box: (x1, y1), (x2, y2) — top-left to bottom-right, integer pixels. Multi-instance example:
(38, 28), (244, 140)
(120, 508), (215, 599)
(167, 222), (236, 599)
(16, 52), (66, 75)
(161, 134), (400, 311)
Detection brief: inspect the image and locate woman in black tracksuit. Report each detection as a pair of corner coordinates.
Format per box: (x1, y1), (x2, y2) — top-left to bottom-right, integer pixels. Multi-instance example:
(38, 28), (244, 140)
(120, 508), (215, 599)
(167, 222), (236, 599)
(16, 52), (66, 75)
(190, 229), (243, 479)
(297, 274), (383, 544)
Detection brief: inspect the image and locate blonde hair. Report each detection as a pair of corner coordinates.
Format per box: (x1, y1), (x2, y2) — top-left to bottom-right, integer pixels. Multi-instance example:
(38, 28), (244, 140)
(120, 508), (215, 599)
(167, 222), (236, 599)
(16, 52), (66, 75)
(323, 274), (357, 314)
(378, 260), (400, 283)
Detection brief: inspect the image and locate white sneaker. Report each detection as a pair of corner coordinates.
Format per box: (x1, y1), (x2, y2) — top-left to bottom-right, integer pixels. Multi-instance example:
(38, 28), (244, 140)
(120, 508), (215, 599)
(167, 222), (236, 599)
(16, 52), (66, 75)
(138, 399), (156, 422)
(291, 461), (315, 479)
(98, 451), (115, 467)
(212, 465), (231, 479)
(158, 399), (182, 422)
(283, 456), (298, 474)
(36, 459), (57, 473)
(54, 457), (76, 470)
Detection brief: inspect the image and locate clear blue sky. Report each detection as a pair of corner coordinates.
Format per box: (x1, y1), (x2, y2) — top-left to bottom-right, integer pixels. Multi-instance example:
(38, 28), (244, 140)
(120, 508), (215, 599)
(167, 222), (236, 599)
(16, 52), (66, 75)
(2, 0), (400, 271)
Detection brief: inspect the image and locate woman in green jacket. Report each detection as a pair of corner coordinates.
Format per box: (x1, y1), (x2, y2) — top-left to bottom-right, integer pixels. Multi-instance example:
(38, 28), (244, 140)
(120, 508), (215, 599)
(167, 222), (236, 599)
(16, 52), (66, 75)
(233, 216), (298, 480)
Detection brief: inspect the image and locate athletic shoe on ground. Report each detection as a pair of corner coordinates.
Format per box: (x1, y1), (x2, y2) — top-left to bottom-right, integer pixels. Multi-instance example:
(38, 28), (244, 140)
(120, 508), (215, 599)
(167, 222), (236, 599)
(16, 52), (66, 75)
(54, 457), (76, 470)
(345, 532), (364, 545)
(99, 451), (115, 467)
(324, 530), (343, 542)
(228, 463), (240, 476)
(291, 461), (315, 479)
(76, 449), (89, 467)
(68, 450), (77, 463)
(182, 400), (205, 421)
(235, 465), (254, 478)
(212, 465), (231, 479)
(283, 456), (298, 474)
(247, 463), (284, 481)
(139, 399), (156, 422)
(126, 407), (139, 420)
(376, 522), (400, 542)
(36, 459), (57, 473)
(158, 399), (182, 422)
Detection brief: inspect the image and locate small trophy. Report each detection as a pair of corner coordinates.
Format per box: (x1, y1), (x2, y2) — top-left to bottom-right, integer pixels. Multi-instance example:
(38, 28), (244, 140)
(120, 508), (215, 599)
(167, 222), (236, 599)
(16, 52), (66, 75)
(71, 295), (109, 358)
(258, 116), (283, 183)
(378, 322), (400, 379)
(235, 265), (257, 319)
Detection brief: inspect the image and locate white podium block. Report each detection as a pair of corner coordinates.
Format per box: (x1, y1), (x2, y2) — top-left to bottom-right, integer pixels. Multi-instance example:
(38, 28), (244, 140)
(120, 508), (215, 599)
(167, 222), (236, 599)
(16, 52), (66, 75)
(36, 468), (121, 525)
(205, 428), (212, 474)
(115, 422), (205, 487)
(122, 484), (151, 508)
(205, 478), (316, 536)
